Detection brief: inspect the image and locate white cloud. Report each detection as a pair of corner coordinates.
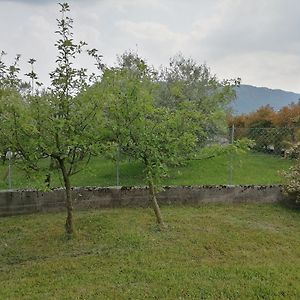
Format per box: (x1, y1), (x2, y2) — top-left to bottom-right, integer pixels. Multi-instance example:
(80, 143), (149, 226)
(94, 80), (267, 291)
(1, 0), (300, 92)
(116, 20), (184, 43)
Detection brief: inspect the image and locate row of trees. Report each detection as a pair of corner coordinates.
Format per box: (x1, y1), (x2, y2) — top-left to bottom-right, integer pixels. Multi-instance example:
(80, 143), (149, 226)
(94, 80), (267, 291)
(228, 104), (300, 154)
(0, 3), (240, 235)
(229, 103), (300, 129)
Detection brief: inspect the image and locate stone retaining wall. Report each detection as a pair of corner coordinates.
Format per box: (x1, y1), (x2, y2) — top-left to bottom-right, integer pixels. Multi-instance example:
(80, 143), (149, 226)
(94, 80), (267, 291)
(0, 185), (285, 217)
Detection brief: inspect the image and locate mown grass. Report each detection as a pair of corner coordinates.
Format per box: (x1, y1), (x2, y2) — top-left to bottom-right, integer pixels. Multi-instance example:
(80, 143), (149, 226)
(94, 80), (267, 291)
(0, 203), (299, 299)
(0, 152), (292, 190)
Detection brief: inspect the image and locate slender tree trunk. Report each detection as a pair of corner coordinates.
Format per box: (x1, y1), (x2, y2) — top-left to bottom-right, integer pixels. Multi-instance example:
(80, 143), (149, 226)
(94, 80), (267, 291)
(45, 174), (51, 188)
(148, 180), (165, 227)
(58, 158), (74, 235)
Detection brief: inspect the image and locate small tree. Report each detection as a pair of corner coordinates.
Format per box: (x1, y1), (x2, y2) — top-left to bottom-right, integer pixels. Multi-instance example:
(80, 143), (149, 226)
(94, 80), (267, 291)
(281, 142), (300, 206)
(156, 54), (240, 142)
(0, 3), (104, 235)
(101, 53), (201, 227)
(0, 52), (31, 165)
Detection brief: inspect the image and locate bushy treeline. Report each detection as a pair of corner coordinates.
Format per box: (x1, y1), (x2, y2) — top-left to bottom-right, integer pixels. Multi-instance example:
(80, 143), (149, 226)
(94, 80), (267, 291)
(228, 104), (300, 154)
(228, 102), (300, 204)
(229, 103), (300, 128)
(0, 3), (241, 234)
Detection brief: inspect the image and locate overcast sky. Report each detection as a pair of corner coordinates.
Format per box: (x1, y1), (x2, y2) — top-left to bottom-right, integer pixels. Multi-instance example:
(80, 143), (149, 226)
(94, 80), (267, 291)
(1, 0), (300, 92)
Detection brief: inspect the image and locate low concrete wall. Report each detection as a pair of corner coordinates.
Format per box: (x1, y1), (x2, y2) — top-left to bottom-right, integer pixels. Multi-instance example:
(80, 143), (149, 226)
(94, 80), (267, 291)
(0, 185), (285, 217)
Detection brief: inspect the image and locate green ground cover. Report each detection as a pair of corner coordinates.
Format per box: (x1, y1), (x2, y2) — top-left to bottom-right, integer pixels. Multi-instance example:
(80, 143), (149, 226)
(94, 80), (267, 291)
(0, 152), (292, 190)
(0, 203), (299, 299)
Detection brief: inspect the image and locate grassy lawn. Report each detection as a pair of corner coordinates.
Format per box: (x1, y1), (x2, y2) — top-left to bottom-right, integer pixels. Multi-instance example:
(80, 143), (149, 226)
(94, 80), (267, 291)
(0, 203), (299, 299)
(0, 152), (292, 190)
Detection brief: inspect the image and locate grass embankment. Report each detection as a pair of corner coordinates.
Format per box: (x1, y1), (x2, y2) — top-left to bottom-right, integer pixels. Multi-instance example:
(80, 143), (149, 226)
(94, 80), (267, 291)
(0, 152), (292, 190)
(0, 203), (299, 299)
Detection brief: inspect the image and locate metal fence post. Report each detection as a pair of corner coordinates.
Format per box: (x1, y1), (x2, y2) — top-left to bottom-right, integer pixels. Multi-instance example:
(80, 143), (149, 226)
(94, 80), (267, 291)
(116, 145), (120, 187)
(6, 150), (13, 190)
(228, 124), (235, 185)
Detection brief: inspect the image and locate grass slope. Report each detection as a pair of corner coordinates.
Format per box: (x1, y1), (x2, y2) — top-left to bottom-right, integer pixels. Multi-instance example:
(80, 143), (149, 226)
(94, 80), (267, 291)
(0, 203), (299, 299)
(0, 152), (292, 190)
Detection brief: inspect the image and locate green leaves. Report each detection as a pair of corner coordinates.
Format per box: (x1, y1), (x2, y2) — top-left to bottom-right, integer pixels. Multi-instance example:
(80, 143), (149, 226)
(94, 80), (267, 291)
(102, 53), (201, 188)
(0, 2), (105, 192)
(157, 54), (238, 140)
(281, 142), (300, 204)
(59, 2), (70, 13)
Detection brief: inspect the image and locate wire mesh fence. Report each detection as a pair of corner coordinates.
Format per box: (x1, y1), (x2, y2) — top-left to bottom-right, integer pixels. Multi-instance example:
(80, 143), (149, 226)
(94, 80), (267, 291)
(0, 126), (297, 189)
(233, 126), (299, 155)
(226, 126), (297, 185)
(112, 126), (296, 186)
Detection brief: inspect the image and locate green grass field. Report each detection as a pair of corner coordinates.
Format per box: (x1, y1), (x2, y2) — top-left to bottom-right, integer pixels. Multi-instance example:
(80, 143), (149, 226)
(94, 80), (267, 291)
(0, 203), (299, 299)
(0, 152), (292, 190)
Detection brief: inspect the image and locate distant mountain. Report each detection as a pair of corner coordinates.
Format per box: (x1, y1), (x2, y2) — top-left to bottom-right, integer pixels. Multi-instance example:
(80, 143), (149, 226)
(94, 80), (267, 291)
(231, 84), (300, 114)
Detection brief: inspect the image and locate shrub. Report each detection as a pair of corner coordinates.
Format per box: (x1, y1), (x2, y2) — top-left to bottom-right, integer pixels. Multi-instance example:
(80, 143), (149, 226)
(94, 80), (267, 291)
(281, 142), (300, 206)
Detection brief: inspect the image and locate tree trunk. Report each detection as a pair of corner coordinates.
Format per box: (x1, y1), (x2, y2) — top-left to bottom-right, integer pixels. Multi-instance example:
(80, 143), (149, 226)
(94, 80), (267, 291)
(58, 158), (74, 235)
(45, 174), (51, 188)
(148, 180), (165, 227)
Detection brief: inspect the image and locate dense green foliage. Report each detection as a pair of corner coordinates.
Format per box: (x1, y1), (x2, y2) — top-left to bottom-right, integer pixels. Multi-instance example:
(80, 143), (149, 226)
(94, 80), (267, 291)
(158, 54), (239, 141)
(281, 142), (300, 205)
(1, 203), (299, 299)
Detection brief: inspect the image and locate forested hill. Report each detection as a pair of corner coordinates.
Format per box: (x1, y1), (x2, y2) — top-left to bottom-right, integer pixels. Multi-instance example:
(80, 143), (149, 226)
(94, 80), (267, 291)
(231, 84), (300, 114)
